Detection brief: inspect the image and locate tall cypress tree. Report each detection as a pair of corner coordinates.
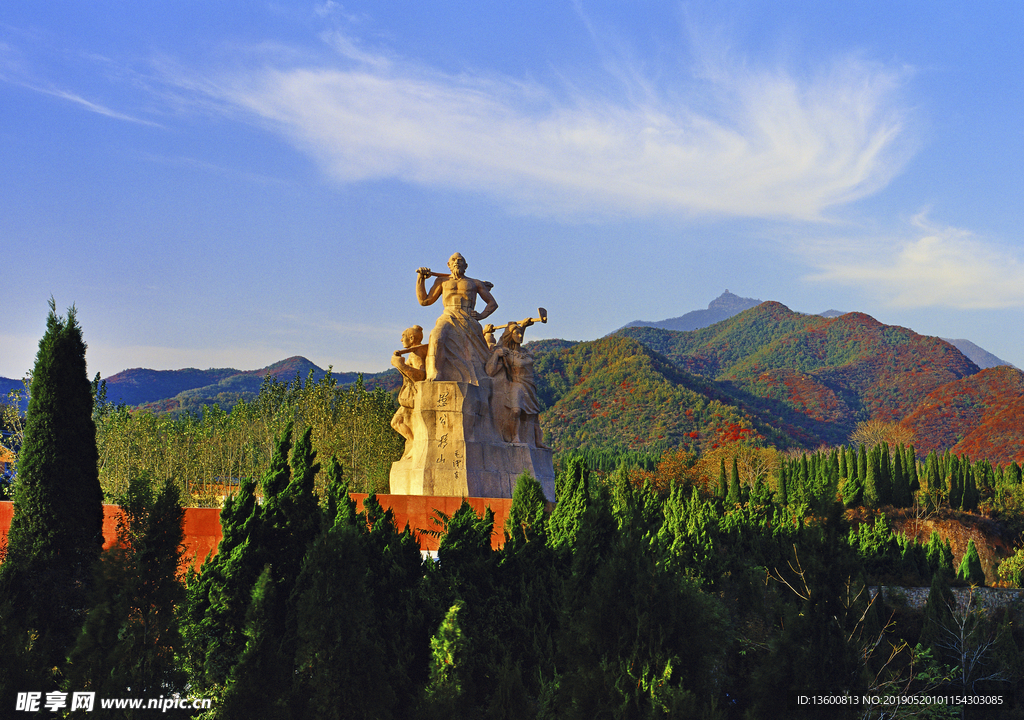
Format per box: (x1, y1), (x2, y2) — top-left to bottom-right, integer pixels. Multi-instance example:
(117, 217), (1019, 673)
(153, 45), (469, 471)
(948, 456), (963, 509)
(1010, 462), (1023, 486)
(777, 466), (789, 507)
(864, 447), (879, 507)
(0, 302), (104, 686)
(891, 448), (912, 508)
(548, 457), (591, 553)
(962, 463), (979, 512)
(839, 444), (864, 507)
(858, 445), (868, 494)
(799, 454), (810, 499)
(875, 443), (892, 506)
(727, 457), (742, 505)
(219, 566), (291, 720)
(957, 539), (985, 586)
(905, 446), (919, 493)
(926, 451), (943, 507)
(505, 472), (549, 549)
(925, 531), (954, 577)
(185, 424), (298, 690)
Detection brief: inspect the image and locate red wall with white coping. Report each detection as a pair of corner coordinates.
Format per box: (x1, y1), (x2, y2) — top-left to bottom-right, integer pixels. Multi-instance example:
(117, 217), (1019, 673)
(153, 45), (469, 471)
(0, 495), (513, 571)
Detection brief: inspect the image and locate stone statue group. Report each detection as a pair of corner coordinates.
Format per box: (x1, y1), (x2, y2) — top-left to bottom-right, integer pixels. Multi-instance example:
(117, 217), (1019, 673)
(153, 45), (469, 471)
(387, 252), (555, 500)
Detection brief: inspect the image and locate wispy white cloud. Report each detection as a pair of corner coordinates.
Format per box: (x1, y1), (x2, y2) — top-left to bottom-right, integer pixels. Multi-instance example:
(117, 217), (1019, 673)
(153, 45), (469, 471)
(177, 32), (914, 221)
(0, 42), (163, 127)
(31, 84), (164, 126)
(804, 214), (1024, 309)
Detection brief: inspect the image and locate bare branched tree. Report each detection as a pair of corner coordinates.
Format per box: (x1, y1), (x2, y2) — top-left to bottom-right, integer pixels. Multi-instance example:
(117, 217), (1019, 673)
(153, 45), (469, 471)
(933, 588), (1008, 717)
(850, 419), (916, 449)
(768, 545), (953, 719)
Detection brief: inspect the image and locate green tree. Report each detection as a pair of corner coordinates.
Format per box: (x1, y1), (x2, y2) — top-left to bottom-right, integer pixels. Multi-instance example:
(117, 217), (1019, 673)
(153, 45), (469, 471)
(727, 457), (742, 505)
(948, 456), (964, 509)
(548, 457), (592, 553)
(184, 423), (322, 692)
(422, 602), (473, 719)
(876, 443), (893, 506)
(553, 532), (727, 719)
(65, 475), (188, 716)
(919, 569), (956, 667)
(753, 504), (866, 717)
(505, 472), (549, 550)
(218, 566), (291, 720)
(841, 451), (864, 508)
(292, 519), (397, 720)
(358, 493), (431, 712)
(777, 465), (789, 506)
(287, 461), (426, 720)
(925, 531), (955, 578)
(962, 463), (980, 512)
(926, 451), (943, 500)
(864, 445), (880, 507)
(858, 444), (868, 496)
(957, 539), (985, 586)
(998, 547), (1024, 587)
(0, 302), (105, 693)
(905, 446), (920, 492)
(891, 447), (912, 508)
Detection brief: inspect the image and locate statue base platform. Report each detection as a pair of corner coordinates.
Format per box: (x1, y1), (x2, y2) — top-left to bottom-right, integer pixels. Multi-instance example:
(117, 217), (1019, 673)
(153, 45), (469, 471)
(388, 380), (555, 501)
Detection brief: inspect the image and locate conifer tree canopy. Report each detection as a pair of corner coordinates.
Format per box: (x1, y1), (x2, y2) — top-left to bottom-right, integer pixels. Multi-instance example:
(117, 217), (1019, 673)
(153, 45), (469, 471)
(0, 301), (104, 673)
(727, 457), (742, 504)
(957, 539), (985, 586)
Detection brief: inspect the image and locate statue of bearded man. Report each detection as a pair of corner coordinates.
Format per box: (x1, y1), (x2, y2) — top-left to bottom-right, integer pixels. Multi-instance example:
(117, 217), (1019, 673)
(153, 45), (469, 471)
(415, 253), (498, 383)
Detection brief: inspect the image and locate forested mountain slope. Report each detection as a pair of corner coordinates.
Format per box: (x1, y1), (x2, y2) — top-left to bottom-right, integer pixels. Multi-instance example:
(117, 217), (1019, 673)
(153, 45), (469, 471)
(903, 365), (1024, 463)
(614, 303), (983, 448)
(533, 335), (792, 453)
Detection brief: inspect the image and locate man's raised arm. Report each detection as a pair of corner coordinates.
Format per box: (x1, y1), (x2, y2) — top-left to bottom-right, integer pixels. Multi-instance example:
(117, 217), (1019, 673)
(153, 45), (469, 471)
(416, 267), (444, 306)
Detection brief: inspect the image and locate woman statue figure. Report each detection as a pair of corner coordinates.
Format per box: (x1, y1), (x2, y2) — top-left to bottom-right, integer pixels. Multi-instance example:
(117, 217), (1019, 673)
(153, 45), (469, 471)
(485, 318), (547, 448)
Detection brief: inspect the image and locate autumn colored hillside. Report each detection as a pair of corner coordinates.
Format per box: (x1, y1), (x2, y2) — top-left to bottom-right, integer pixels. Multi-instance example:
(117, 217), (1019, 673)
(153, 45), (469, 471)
(533, 335), (791, 454)
(530, 302), (1024, 462)
(903, 365), (1024, 464)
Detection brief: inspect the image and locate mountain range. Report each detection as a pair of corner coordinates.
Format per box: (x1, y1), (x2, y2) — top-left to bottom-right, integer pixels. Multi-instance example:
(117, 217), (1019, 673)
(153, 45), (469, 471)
(96, 356), (397, 415)
(624, 291), (1013, 370)
(617, 290), (762, 333)
(3, 293), (1021, 463)
(586, 303), (1024, 461)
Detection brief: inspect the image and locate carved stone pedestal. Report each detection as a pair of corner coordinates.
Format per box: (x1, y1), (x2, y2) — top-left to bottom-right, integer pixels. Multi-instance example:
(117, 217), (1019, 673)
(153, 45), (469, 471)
(388, 380), (555, 501)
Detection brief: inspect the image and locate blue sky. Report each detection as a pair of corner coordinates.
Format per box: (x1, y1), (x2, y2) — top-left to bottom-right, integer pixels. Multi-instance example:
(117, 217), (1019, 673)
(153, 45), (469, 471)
(3, 1), (1023, 380)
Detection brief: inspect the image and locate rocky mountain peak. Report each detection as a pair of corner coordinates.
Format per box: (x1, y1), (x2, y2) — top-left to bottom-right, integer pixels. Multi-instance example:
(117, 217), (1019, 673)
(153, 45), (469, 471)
(707, 290), (761, 312)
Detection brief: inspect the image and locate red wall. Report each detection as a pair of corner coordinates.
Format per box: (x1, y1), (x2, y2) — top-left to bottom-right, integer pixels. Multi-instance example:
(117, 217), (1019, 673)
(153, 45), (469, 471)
(0, 495), (513, 570)
(349, 494), (513, 552)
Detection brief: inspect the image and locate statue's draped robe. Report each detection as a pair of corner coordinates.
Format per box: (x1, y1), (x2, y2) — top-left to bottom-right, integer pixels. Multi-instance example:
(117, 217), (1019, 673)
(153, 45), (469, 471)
(426, 303), (491, 384)
(488, 348), (540, 443)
